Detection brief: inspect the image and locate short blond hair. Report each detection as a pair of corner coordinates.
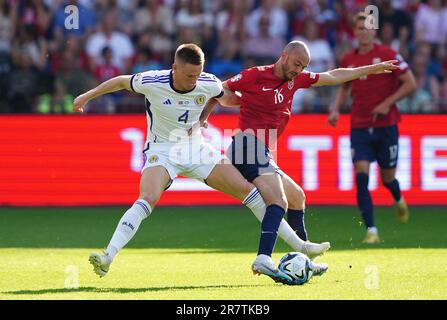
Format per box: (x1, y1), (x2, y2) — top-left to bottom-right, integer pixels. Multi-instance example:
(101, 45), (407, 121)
(175, 43), (205, 65)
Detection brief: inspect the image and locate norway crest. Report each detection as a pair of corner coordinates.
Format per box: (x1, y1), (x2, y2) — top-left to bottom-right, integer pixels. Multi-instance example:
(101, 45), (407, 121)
(288, 80), (294, 90)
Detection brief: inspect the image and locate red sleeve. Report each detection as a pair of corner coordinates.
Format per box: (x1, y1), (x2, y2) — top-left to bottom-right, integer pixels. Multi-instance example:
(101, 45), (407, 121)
(294, 71), (320, 89)
(387, 49), (410, 77)
(226, 68), (257, 92)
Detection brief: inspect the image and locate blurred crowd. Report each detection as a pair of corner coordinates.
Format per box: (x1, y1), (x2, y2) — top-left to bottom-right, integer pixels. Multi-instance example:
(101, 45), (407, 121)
(0, 0), (447, 114)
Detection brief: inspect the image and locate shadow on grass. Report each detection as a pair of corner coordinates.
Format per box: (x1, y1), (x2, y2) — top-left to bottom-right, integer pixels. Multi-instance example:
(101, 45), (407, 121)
(4, 284), (266, 295)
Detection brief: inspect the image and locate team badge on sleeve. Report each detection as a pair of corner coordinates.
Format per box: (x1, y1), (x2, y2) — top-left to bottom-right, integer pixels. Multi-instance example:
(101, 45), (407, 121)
(230, 74), (242, 82)
(373, 57), (381, 64)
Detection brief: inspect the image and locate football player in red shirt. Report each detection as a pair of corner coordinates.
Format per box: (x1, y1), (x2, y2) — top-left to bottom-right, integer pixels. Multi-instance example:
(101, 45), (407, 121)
(328, 12), (416, 244)
(198, 38), (398, 277)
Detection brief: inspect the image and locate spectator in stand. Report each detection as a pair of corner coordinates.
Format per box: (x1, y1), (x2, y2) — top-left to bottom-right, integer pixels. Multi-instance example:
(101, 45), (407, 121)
(243, 14), (286, 66)
(51, 34), (90, 73)
(19, 0), (51, 37)
(10, 25), (47, 71)
(379, 22), (399, 52)
(0, 0), (17, 112)
(416, 42), (442, 108)
(134, 0), (174, 64)
(7, 50), (40, 113)
(394, 25), (413, 62)
(94, 46), (121, 82)
(132, 47), (162, 74)
(175, 0), (214, 51)
(414, 0), (447, 47)
(292, 18), (335, 113)
(377, 0), (413, 40)
(86, 8), (134, 73)
(208, 0), (247, 78)
(37, 79), (74, 114)
(134, 0), (174, 37)
(88, 46), (121, 113)
(55, 48), (95, 99)
(245, 0), (288, 39)
(0, 0), (17, 54)
(398, 54), (435, 113)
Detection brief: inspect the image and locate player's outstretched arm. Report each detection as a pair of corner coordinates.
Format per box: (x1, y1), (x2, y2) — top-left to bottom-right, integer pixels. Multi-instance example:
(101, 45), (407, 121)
(73, 75), (133, 113)
(312, 60), (399, 87)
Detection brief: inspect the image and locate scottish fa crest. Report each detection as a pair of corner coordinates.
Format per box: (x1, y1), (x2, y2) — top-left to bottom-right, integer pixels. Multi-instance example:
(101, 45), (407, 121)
(149, 155), (159, 163)
(195, 94), (206, 106)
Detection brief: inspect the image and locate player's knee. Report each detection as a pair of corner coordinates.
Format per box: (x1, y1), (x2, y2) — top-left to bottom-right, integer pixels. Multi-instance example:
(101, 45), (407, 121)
(288, 187), (306, 210)
(380, 172), (396, 184)
(267, 195), (288, 212)
(243, 181), (256, 196)
(139, 192), (160, 208)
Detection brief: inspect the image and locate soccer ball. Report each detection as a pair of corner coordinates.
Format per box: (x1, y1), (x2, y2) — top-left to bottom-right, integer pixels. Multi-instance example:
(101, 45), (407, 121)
(278, 252), (313, 285)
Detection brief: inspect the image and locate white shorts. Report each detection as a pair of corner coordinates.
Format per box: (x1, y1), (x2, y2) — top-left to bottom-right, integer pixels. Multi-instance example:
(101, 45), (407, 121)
(141, 141), (225, 181)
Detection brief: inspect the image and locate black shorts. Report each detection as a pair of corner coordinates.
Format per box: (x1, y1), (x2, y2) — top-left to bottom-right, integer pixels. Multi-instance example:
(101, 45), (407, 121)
(226, 132), (282, 182)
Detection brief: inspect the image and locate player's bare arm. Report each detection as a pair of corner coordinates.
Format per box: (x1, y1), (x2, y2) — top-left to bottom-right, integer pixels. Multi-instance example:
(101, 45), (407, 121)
(328, 82), (351, 127)
(219, 81), (241, 107)
(313, 60), (399, 87)
(371, 70), (417, 120)
(73, 75), (133, 113)
(189, 83), (241, 135)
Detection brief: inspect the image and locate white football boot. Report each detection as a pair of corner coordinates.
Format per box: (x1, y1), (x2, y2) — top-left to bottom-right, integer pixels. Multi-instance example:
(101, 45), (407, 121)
(362, 227), (381, 244)
(251, 254), (293, 285)
(309, 261), (329, 276)
(89, 252), (112, 278)
(302, 241), (331, 260)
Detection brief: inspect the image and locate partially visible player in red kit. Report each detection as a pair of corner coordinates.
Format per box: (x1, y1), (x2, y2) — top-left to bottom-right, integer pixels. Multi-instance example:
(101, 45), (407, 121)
(328, 12), (416, 244)
(198, 37), (398, 271)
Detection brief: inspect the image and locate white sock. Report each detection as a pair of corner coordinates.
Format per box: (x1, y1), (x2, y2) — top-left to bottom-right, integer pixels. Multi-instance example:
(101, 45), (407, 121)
(243, 188), (307, 252)
(105, 199), (152, 260)
(367, 226), (378, 235)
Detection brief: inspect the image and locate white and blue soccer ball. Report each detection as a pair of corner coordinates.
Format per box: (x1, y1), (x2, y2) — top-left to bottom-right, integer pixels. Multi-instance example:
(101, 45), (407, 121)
(278, 252), (313, 285)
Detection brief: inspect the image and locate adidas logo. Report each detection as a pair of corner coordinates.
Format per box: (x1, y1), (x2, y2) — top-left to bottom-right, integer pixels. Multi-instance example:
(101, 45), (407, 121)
(163, 99), (172, 105)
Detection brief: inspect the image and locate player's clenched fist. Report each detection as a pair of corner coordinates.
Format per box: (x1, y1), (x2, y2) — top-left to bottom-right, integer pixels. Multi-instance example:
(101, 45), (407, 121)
(73, 94), (88, 113)
(327, 110), (339, 127)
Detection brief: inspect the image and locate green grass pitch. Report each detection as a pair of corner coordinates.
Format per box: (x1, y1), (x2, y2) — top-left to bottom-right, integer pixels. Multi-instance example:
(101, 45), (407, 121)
(0, 206), (446, 300)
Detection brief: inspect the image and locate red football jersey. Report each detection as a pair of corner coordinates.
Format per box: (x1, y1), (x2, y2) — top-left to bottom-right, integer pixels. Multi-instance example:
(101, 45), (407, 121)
(341, 43), (409, 128)
(226, 65), (319, 146)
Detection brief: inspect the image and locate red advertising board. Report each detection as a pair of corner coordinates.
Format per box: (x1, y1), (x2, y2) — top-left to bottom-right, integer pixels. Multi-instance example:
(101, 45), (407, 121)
(1, 115), (446, 206)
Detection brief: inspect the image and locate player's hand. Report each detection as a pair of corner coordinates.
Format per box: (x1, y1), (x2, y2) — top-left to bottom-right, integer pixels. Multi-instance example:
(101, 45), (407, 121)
(370, 60), (399, 75)
(73, 94), (89, 113)
(188, 120), (208, 136)
(371, 101), (391, 122)
(327, 110), (340, 127)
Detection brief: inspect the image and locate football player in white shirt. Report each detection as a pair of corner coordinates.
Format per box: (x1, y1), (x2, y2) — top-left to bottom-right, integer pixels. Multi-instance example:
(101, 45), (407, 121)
(73, 44), (329, 285)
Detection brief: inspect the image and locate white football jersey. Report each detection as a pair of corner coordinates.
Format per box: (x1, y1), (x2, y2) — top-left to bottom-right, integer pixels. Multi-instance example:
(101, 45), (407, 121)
(131, 69), (223, 144)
